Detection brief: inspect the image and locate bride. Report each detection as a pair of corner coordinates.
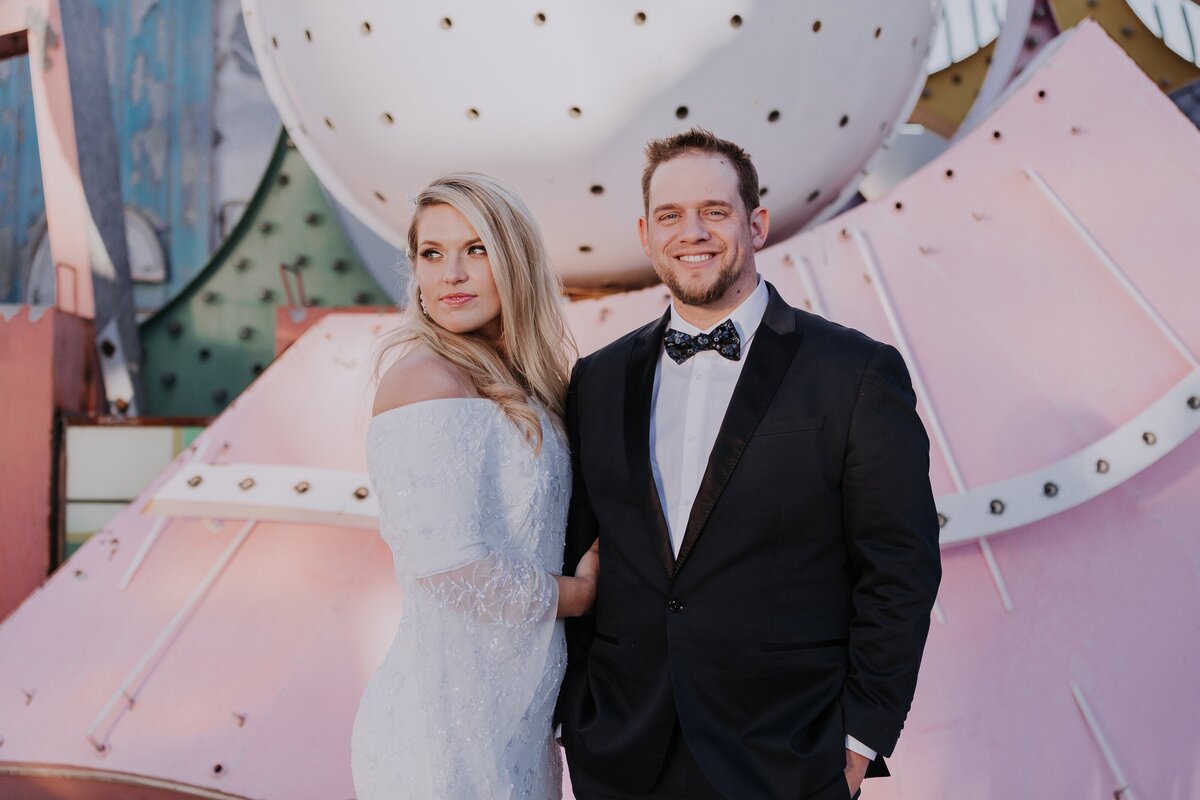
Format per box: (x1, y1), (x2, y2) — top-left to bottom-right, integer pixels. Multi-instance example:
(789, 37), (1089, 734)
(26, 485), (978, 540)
(351, 173), (597, 799)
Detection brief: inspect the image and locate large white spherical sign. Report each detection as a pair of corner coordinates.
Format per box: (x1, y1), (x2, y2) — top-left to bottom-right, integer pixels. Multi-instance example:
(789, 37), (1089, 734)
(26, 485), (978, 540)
(242, 0), (940, 288)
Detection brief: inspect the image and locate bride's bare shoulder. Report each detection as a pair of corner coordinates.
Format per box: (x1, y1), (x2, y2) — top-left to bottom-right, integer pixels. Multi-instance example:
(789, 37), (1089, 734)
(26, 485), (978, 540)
(372, 345), (478, 418)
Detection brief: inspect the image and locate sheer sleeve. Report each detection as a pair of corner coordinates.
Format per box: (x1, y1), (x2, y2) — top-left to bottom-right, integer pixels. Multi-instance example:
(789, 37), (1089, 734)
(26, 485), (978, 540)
(365, 399), (565, 798)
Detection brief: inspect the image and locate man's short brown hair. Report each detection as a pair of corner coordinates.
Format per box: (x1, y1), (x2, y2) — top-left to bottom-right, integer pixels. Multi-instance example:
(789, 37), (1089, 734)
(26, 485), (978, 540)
(641, 128), (760, 217)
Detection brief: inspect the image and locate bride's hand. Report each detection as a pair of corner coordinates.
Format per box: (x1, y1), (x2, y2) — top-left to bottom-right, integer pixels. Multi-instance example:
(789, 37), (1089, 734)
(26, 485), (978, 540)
(575, 538), (600, 588)
(554, 539), (599, 618)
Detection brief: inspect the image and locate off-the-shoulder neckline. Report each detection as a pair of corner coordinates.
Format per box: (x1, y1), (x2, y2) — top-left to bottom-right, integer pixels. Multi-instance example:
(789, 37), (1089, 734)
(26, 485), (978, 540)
(369, 396), (498, 426)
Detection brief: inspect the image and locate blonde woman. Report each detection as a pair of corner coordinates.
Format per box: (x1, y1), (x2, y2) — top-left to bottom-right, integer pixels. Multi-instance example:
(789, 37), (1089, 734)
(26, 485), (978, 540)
(351, 173), (596, 799)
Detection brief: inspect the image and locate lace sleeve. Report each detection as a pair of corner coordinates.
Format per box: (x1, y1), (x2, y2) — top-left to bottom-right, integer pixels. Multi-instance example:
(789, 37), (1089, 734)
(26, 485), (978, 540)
(368, 402), (558, 627)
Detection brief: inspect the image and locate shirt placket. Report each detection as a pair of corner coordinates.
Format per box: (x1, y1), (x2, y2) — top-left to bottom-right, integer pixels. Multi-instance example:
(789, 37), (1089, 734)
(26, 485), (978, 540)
(676, 355), (711, 538)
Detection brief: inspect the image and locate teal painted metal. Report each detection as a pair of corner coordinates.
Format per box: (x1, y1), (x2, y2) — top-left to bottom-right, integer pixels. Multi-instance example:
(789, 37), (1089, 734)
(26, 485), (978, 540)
(0, 2), (214, 309)
(139, 131), (389, 417)
(95, 0), (214, 310)
(0, 55), (45, 303)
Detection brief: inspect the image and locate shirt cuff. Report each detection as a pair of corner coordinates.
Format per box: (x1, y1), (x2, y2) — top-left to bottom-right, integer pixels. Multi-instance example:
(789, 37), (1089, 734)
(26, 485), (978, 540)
(846, 735), (876, 761)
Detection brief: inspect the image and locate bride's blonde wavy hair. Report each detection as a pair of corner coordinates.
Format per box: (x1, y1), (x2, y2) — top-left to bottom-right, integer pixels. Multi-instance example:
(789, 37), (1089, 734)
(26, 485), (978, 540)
(375, 172), (575, 451)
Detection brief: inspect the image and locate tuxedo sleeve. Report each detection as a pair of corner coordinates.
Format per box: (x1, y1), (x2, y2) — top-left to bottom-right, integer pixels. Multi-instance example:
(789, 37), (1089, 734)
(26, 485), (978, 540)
(839, 343), (941, 757)
(556, 358), (600, 722)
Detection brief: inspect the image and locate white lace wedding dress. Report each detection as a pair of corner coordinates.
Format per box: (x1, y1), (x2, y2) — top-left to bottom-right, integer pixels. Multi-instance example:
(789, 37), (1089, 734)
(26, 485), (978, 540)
(351, 398), (569, 799)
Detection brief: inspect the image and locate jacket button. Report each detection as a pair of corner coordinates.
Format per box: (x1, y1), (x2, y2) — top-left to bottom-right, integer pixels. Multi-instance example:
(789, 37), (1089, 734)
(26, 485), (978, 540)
(667, 598), (684, 613)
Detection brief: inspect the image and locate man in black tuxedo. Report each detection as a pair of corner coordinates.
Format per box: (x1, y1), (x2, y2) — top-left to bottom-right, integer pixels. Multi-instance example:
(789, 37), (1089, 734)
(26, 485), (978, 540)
(558, 129), (942, 799)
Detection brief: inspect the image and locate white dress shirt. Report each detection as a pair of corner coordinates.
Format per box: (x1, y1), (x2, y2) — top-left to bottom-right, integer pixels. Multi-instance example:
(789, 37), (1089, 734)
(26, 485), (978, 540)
(648, 278), (877, 762)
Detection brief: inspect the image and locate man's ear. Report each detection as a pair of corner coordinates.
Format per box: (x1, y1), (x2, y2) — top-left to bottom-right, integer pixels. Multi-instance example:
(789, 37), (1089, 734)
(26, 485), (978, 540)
(750, 206), (770, 250)
(638, 216), (652, 258)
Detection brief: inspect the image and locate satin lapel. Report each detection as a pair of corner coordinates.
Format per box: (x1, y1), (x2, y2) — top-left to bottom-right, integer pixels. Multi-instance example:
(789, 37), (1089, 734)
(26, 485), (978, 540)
(624, 309), (675, 578)
(673, 286), (803, 578)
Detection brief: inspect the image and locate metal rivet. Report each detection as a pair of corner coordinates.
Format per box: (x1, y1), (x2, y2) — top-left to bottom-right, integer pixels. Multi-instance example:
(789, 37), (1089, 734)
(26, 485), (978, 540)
(579, 245), (593, 253)
(187, 475), (203, 487)
(634, 11), (646, 25)
(212, 388), (228, 404)
(203, 290), (219, 304)
(323, 117), (334, 130)
(1143, 431), (1157, 445)
(361, 21), (371, 34)
(239, 326), (253, 340)
(590, 184), (604, 195)
(568, 106), (582, 118)
(239, 478), (255, 491)
(675, 105), (689, 119)
(807, 189), (820, 202)
(992, 130), (1002, 140)
(944, 168), (954, 179)
(259, 221), (273, 234)
(759, 186), (768, 197)
(440, 17), (452, 29)
(354, 487), (369, 500)
(1036, 89), (1047, 101)
(100, 339), (116, 357)
(332, 258), (349, 272)
(534, 12), (546, 25)
(259, 288), (274, 302)
(233, 712), (247, 727)
(374, 191), (387, 203)
(212, 763), (225, 776)
(874, 26), (882, 38)
(294, 481), (311, 494)
(113, 398), (130, 414)
(198, 348), (211, 361)
(730, 14), (743, 28)
(951, 73), (963, 85)
(1187, 395), (1200, 410)
(277, 173), (290, 186)
(1120, 25), (1134, 38)
(381, 112), (393, 125)
(937, 512), (948, 528)
(305, 212), (320, 226)
(989, 499), (1005, 515)
(839, 114), (849, 127)
(354, 291), (372, 304)
(73, 569), (85, 579)
(894, 201), (904, 212)
(812, 20), (821, 33)
(161, 372), (176, 389)
(767, 109), (780, 123)
(251, 363), (265, 376)
(465, 108), (479, 120)
(1043, 482), (1059, 497)
(303, 29), (312, 42)
(1096, 459), (1110, 474)
(235, 257), (250, 272)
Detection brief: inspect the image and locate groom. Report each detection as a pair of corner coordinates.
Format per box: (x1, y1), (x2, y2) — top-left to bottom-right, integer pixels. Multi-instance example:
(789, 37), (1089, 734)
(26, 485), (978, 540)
(558, 129), (941, 799)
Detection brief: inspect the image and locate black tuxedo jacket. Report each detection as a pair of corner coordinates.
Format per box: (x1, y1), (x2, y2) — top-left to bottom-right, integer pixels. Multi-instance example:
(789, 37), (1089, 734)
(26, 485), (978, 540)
(558, 283), (941, 798)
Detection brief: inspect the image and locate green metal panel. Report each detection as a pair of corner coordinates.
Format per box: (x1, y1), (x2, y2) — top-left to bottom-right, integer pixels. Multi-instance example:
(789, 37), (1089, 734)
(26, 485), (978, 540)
(139, 131), (389, 416)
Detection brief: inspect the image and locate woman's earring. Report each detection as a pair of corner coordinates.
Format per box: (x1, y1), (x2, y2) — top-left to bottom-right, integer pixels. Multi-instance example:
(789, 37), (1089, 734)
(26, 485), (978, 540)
(419, 294), (429, 315)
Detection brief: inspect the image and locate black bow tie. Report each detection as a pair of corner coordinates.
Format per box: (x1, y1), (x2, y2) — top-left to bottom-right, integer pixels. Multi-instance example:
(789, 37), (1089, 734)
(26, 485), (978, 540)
(663, 319), (741, 365)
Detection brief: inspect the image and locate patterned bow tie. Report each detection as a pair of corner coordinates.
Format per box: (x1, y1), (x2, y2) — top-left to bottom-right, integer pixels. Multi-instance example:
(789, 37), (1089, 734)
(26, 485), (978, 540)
(663, 319), (741, 365)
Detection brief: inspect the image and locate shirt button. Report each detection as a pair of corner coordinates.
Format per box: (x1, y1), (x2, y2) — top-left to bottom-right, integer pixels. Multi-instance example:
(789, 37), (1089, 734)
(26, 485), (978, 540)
(668, 598), (684, 613)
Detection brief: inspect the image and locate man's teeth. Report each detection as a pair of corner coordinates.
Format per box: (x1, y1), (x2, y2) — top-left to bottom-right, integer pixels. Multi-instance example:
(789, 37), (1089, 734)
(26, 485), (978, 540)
(680, 254), (713, 263)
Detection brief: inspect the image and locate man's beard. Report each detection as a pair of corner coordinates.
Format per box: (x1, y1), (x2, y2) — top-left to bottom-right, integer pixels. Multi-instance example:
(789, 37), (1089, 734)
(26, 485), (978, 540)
(657, 254), (740, 307)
